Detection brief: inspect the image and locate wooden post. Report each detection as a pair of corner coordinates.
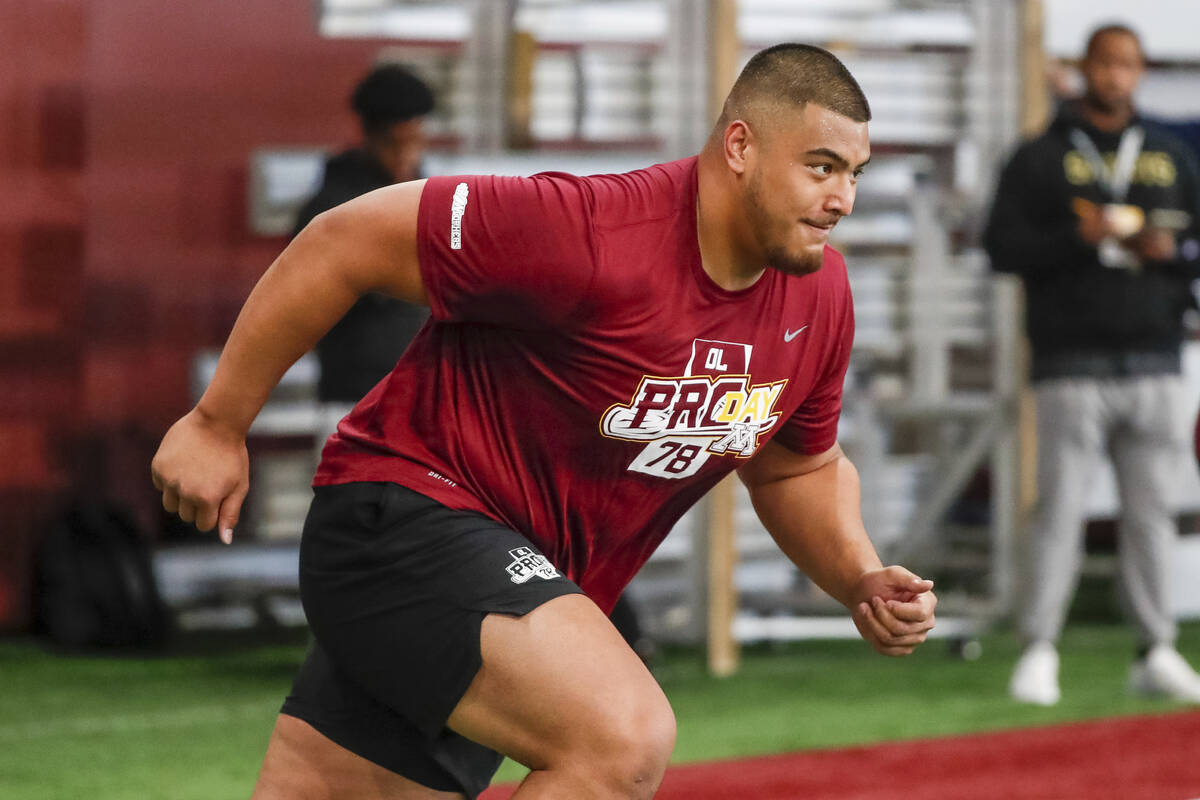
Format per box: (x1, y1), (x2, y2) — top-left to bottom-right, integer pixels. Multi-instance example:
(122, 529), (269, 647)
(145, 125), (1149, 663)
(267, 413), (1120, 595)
(707, 0), (739, 126)
(1019, 0), (1049, 138)
(706, 474), (740, 676)
(1017, 0), (1044, 513)
(506, 30), (537, 150)
(705, 0), (741, 678)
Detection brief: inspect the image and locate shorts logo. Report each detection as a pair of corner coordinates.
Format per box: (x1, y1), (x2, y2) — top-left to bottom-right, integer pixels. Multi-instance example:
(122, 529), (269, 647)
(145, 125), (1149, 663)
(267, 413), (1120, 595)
(506, 547), (559, 584)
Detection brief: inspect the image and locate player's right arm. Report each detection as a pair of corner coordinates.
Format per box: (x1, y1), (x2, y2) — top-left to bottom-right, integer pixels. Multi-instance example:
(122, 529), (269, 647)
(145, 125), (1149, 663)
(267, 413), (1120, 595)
(150, 180), (429, 543)
(739, 440), (937, 656)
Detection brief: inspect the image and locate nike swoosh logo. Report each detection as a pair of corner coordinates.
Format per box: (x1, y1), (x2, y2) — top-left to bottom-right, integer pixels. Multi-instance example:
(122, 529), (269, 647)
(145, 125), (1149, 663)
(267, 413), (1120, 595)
(784, 325), (809, 342)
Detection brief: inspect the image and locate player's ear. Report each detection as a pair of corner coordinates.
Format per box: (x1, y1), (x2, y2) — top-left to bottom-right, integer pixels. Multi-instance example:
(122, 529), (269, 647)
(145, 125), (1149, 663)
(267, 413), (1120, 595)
(723, 120), (753, 176)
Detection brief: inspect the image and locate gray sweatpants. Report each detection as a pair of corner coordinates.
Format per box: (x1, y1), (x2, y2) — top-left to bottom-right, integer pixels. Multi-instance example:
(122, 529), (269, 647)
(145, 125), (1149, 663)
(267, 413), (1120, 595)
(1019, 374), (1191, 648)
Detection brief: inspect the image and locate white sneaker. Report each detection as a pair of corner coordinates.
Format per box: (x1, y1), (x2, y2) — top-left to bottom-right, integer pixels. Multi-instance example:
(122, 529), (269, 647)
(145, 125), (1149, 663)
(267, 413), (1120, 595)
(1129, 646), (1200, 703)
(1010, 642), (1061, 706)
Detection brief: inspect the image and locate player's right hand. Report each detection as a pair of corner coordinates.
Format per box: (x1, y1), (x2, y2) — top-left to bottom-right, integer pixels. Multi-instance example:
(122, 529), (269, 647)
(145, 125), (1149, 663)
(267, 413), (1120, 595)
(150, 408), (249, 544)
(1128, 227), (1177, 262)
(848, 565), (937, 657)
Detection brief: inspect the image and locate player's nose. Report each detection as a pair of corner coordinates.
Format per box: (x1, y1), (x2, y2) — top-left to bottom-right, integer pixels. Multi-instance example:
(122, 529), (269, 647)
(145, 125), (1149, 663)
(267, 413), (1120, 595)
(825, 181), (854, 217)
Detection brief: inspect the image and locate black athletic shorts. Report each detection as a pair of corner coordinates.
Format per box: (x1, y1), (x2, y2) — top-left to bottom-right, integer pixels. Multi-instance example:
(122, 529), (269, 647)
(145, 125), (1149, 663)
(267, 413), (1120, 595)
(281, 481), (583, 798)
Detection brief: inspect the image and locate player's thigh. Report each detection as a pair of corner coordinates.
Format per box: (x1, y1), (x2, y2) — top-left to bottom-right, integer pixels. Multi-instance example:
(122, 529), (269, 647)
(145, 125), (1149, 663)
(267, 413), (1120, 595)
(1034, 379), (1106, 466)
(252, 714), (464, 800)
(1112, 376), (1190, 515)
(446, 592), (676, 772)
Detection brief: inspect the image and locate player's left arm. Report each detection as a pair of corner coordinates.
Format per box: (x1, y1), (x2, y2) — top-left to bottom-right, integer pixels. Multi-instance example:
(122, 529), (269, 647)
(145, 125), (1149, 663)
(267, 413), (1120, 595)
(738, 439), (937, 656)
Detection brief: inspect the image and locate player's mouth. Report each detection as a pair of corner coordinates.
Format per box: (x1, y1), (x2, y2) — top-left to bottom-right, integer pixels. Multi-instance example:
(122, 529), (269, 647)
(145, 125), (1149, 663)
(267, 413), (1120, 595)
(800, 217), (839, 237)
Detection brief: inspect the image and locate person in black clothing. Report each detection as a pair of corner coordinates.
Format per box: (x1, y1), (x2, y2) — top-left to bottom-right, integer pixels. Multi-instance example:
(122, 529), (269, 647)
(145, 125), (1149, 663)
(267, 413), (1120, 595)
(985, 23), (1200, 706)
(295, 63), (435, 403)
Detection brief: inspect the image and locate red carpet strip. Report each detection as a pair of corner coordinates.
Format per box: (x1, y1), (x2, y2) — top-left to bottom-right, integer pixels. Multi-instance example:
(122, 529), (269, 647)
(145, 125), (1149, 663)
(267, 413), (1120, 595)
(481, 710), (1200, 799)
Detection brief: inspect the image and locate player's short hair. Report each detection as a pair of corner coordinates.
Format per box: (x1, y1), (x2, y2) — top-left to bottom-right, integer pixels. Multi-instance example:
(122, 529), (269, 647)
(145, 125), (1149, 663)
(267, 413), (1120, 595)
(718, 43), (871, 132)
(1084, 23), (1144, 62)
(351, 64), (435, 138)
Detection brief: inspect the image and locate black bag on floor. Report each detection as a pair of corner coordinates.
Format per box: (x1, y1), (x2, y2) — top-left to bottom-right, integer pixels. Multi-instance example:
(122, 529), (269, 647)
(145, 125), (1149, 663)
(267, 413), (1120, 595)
(33, 501), (170, 648)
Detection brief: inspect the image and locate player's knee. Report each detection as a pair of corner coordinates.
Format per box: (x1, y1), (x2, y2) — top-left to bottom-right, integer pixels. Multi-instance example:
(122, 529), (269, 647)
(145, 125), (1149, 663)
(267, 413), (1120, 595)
(251, 718), (321, 800)
(250, 751), (309, 800)
(585, 696), (676, 797)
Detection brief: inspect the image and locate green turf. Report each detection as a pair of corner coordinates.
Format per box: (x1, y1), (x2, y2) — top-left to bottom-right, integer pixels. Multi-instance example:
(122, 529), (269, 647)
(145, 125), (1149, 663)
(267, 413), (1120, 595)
(1, 622), (1197, 798)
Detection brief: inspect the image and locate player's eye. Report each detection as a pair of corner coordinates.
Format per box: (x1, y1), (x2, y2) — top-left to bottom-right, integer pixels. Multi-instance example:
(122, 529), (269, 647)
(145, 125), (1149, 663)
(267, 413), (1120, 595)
(852, 167), (866, 179)
(810, 163), (832, 176)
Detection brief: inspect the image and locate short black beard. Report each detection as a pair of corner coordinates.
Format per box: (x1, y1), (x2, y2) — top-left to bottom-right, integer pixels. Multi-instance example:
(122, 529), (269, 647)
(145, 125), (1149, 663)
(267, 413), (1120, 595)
(745, 173), (825, 277)
(1083, 89), (1130, 117)
(765, 245), (825, 276)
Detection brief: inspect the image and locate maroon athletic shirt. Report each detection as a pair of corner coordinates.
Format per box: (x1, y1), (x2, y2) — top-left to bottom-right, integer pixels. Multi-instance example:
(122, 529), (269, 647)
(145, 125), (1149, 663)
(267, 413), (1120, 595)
(314, 157), (854, 612)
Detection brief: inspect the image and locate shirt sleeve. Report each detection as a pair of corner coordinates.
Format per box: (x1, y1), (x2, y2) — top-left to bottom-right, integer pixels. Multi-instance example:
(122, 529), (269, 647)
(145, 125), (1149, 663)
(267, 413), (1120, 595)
(772, 266), (854, 455)
(416, 172), (599, 329)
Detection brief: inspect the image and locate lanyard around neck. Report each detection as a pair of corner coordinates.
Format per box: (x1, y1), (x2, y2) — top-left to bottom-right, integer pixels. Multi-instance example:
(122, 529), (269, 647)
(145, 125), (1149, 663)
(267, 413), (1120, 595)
(1069, 125), (1145, 203)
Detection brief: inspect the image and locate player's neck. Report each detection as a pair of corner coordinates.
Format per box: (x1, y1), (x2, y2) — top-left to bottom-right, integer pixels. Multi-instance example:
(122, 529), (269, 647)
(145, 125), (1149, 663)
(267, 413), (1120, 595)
(1079, 96), (1134, 133)
(696, 151), (767, 292)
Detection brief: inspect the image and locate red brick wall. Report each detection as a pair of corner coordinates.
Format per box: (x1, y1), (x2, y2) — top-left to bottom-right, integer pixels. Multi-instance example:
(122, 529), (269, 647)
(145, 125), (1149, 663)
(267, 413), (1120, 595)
(0, 0), (396, 628)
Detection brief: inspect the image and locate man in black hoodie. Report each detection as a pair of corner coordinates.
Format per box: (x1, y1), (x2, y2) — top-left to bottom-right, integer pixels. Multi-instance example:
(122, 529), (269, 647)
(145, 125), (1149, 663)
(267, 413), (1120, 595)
(295, 64), (435, 405)
(986, 23), (1200, 706)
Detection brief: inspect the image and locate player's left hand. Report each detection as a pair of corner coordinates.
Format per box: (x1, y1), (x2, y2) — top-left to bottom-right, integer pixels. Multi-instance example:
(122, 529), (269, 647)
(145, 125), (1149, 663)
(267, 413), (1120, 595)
(849, 566), (937, 656)
(1127, 227), (1177, 262)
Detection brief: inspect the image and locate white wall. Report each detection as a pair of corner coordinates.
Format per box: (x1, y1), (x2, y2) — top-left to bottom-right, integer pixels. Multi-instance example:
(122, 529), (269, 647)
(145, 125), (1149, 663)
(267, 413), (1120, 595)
(1045, 1), (1200, 118)
(1044, 0), (1200, 60)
